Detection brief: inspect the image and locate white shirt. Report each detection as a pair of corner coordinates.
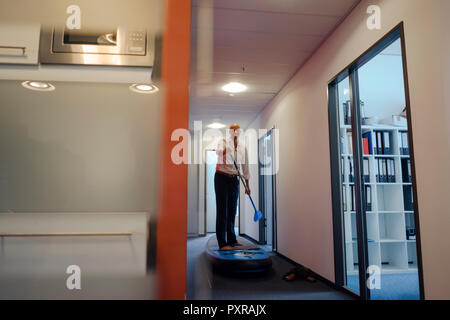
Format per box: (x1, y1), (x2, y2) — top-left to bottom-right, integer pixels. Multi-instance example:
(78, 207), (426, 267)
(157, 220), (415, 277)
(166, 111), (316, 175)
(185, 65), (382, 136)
(216, 138), (250, 180)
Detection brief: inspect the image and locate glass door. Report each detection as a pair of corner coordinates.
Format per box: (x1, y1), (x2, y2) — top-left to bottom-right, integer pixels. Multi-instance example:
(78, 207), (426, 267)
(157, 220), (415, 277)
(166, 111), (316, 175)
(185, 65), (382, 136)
(356, 37), (420, 300)
(328, 24), (423, 300)
(258, 129), (277, 250)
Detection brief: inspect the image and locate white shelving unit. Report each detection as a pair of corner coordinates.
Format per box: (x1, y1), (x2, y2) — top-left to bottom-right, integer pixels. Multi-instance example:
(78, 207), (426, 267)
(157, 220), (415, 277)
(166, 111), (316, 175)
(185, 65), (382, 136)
(339, 124), (417, 275)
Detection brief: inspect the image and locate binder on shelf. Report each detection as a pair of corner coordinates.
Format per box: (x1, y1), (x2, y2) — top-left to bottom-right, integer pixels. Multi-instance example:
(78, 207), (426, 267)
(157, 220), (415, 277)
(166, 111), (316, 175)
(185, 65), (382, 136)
(376, 131), (383, 154)
(382, 159), (388, 182)
(351, 185), (356, 212)
(362, 132), (373, 155)
(363, 137), (370, 155)
(387, 158), (396, 183)
(375, 157), (380, 182)
(341, 157), (345, 182)
(407, 159), (412, 182)
(342, 185), (347, 211)
(405, 213), (416, 240)
(363, 158), (370, 182)
(386, 159), (391, 182)
(365, 185), (372, 211)
(349, 157), (354, 183)
(377, 158), (387, 182)
(383, 131), (391, 155)
(401, 158), (412, 183)
(346, 132), (353, 154)
(406, 228), (416, 240)
(403, 185), (414, 211)
(400, 131), (410, 155)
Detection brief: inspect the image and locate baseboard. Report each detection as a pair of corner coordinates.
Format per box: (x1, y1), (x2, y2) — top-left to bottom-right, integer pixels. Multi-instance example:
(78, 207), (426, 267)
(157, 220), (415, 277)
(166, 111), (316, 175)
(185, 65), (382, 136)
(275, 252), (359, 300)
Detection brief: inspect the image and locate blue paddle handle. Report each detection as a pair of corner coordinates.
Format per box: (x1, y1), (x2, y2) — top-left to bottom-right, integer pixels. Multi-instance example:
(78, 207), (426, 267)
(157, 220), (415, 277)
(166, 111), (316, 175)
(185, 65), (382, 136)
(231, 155), (258, 212)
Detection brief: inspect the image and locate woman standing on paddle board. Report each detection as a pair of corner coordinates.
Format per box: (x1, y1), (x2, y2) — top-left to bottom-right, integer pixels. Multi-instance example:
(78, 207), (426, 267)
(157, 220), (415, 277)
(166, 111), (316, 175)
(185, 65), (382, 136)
(215, 123), (250, 251)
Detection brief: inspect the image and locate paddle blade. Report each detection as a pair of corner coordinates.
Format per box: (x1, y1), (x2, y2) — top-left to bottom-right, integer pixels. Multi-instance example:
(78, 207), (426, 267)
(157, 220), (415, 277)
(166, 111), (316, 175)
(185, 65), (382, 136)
(253, 210), (263, 222)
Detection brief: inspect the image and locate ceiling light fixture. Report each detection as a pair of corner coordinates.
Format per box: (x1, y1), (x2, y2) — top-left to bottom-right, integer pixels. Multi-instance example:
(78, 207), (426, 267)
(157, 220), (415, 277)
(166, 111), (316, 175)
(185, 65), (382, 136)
(207, 122), (226, 129)
(21, 81), (55, 92)
(222, 82), (247, 93)
(129, 83), (159, 94)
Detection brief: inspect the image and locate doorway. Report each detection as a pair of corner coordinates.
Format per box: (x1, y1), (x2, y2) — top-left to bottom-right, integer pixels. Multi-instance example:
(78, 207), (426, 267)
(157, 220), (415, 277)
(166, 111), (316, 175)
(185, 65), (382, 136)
(328, 23), (424, 300)
(258, 129), (277, 251)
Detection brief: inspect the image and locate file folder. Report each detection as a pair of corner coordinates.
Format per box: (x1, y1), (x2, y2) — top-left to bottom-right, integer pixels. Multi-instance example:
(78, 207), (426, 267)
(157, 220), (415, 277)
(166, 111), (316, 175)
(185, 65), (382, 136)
(363, 158), (370, 182)
(365, 185), (372, 211)
(351, 185), (356, 211)
(401, 131), (409, 155)
(342, 185), (347, 211)
(362, 131), (373, 155)
(378, 158), (387, 182)
(407, 160), (412, 182)
(363, 137), (370, 155)
(387, 159), (396, 183)
(346, 132), (353, 154)
(403, 186), (414, 211)
(386, 159), (391, 182)
(349, 157), (354, 183)
(401, 159), (408, 183)
(383, 132), (391, 155)
(376, 131), (383, 154)
(375, 158), (380, 182)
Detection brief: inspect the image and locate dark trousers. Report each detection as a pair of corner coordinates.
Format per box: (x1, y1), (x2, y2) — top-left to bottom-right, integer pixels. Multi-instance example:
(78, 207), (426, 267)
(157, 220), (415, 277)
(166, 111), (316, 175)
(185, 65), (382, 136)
(214, 171), (239, 248)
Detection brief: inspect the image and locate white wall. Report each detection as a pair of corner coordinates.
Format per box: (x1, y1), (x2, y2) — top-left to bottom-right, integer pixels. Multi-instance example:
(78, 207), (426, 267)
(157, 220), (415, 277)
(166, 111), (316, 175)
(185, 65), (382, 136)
(248, 0), (450, 299)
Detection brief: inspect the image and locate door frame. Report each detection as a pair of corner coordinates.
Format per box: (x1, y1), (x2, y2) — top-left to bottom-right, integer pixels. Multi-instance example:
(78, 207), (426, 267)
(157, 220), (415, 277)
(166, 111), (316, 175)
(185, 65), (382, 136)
(327, 22), (425, 300)
(258, 128), (278, 251)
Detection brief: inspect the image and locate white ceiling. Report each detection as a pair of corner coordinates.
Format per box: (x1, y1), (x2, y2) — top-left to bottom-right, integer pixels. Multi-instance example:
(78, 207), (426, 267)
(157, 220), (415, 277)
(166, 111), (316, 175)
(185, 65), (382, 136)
(189, 0), (361, 129)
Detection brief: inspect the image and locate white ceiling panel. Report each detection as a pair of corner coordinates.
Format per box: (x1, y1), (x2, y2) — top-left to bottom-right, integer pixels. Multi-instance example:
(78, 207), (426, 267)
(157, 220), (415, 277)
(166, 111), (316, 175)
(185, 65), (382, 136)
(192, 0), (359, 16)
(191, 58), (297, 77)
(190, 0), (361, 130)
(192, 45), (312, 69)
(202, 29), (324, 52)
(192, 7), (341, 36)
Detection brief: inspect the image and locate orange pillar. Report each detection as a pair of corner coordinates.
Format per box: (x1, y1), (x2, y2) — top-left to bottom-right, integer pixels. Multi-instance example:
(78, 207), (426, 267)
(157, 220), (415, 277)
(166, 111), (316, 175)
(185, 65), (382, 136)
(156, 0), (191, 300)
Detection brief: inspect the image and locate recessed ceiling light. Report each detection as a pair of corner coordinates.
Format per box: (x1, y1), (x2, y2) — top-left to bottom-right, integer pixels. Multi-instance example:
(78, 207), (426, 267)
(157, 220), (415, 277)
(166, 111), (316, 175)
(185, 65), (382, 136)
(22, 81), (55, 92)
(129, 83), (159, 94)
(207, 122), (226, 129)
(222, 82), (247, 93)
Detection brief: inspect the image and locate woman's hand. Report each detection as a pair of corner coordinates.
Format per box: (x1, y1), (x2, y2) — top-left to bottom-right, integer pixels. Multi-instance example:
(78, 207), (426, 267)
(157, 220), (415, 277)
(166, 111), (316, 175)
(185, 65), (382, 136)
(245, 179), (250, 195)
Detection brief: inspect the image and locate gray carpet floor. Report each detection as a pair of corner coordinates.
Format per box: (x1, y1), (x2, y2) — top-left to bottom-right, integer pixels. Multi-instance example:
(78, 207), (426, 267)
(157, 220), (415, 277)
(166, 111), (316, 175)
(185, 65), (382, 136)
(187, 235), (354, 300)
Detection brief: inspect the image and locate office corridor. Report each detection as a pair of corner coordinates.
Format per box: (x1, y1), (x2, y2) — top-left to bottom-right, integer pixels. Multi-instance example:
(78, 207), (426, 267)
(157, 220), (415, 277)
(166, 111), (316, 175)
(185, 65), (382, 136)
(186, 235), (353, 300)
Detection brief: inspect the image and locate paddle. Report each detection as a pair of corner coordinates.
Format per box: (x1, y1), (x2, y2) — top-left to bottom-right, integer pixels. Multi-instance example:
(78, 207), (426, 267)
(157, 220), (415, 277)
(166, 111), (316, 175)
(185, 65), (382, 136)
(230, 154), (263, 222)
